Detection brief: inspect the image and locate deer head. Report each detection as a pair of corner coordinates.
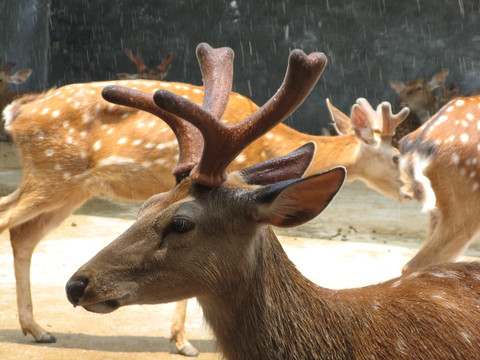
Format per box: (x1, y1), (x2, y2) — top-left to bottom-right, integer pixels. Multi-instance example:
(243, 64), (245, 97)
(66, 43), (343, 311)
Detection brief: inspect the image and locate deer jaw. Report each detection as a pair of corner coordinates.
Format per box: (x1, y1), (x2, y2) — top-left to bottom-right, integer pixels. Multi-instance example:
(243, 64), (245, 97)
(355, 134), (403, 201)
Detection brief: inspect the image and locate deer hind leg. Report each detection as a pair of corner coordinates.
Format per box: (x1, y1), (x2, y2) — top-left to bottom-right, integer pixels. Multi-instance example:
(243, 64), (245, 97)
(9, 192), (88, 342)
(403, 208), (475, 273)
(171, 299), (199, 357)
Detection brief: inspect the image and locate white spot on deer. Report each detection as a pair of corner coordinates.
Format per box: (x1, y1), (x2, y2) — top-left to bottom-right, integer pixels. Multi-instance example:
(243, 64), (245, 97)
(473, 182), (479, 191)
(182, 85), (190, 91)
(470, 171), (477, 179)
(63, 172), (71, 180)
(106, 128), (113, 135)
(98, 156), (136, 167)
(80, 151), (87, 159)
(451, 152), (460, 165)
(154, 159), (166, 165)
(467, 113), (474, 120)
(142, 161), (152, 168)
(461, 120), (468, 127)
(80, 130), (87, 137)
(52, 110), (60, 118)
(82, 114), (91, 123)
(174, 84), (182, 89)
(266, 133), (274, 140)
(437, 115), (448, 124)
(137, 122), (145, 128)
(2, 104), (15, 127)
(236, 154), (247, 163)
(38, 131), (45, 140)
(145, 142), (155, 149)
(74, 101), (81, 109)
(121, 113), (129, 119)
(119, 81), (128, 86)
(45, 149), (55, 157)
(461, 133), (469, 143)
(118, 137), (128, 145)
(55, 164), (62, 170)
(95, 103), (102, 114)
(412, 153), (436, 212)
(193, 88), (202, 94)
(41, 108), (50, 115)
(235, 94), (244, 99)
(446, 106), (454, 112)
(472, 158), (478, 165)
(133, 139), (142, 146)
(66, 97), (73, 103)
(89, 90), (95, 95)
(93, 140), (102, 151)
(182, 95), (189, 99)
(460, 167), (467, 176)
(69, 128), (75, 134)
(108, 103), (116, 111)
(66, 136), (73, 144)
(477, 121), (480, 131)
(160, 82), (171, 87)
(148, 120), (156, 127)
(456, 99), (465, 106)
(63, 120), (70, 127)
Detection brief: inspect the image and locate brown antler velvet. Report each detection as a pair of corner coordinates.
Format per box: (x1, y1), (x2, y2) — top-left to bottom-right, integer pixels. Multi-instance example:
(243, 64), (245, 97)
(102, 42), (234, 181)
(153, 49), (328, 186)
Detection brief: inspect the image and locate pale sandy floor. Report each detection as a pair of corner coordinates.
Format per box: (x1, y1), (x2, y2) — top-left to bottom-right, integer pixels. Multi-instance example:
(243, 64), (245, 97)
(0, 165), (479, 359)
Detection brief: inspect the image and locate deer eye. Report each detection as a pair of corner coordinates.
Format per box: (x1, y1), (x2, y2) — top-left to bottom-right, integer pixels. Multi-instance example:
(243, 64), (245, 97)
(393, 155), (399, 164)
(171, 218), (195, 233)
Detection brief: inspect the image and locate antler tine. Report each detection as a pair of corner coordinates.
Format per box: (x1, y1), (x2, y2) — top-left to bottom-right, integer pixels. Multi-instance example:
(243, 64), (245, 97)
(153, 49), (327, 187)
(101, 85), (203, 180)
(196, 42), (234, 119)
(124, 49), (148, 72)
(156, 52), (176, 73)
(356, 98), (381, 131)
(379, 101), (410, 141)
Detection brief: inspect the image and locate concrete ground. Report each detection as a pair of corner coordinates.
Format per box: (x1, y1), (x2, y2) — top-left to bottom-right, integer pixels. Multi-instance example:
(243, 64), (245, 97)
(0, 158), (479, 359)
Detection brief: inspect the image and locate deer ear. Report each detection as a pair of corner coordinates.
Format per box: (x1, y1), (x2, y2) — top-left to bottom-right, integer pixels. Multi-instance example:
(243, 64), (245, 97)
(429, 68), (449, 90)
(238, 142), (316, 185)
(326, 99), (352, 135)
(9, 69), (32, 84)
(390, 80), (405, 95)
(350, 104), (374, 144)
(253, 167), (345, 228)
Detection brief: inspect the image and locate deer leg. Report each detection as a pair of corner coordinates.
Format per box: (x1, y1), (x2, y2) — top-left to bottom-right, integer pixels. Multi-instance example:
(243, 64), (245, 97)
(171, 299), (199, 357)
(10, 193), (87, 343)
(403, 209), (474, 273)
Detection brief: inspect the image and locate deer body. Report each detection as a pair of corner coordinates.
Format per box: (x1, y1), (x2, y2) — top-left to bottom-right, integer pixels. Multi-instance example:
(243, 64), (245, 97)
(399, 95), (480, 271)
(66, 44), (480, 360)
(68, 172), (480, 360)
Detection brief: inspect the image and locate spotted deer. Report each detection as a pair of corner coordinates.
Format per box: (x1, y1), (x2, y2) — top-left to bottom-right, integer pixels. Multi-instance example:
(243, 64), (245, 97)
(399, 95), (480, 272)
(1, 43), (406, 355)
(389, 69), (458, 148)
(117, 49), (176, 80)
(390, 68), (452, 124)
(66, 47), (480, 360)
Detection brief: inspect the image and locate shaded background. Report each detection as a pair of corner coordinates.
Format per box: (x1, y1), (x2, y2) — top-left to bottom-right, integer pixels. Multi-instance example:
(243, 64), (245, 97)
(1, 0), (479, 134)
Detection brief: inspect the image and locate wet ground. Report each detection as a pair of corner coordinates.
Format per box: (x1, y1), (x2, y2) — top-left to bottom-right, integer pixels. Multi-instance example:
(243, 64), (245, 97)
(1, 153), (479, 359)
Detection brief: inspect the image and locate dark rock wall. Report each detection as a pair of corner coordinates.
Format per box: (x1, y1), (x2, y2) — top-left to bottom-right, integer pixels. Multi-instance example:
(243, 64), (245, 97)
(3, 0), (480, 134)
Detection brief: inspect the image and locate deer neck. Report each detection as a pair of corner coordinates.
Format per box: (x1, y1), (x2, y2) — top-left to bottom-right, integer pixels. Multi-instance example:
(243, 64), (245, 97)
(197, 227), (351, 360)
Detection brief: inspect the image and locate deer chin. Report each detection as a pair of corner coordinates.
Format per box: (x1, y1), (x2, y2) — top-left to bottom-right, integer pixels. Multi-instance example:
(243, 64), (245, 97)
(80, 290), (136, 314)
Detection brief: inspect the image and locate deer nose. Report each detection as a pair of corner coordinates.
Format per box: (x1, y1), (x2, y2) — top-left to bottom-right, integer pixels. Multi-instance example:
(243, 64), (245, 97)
(66, 278), (88, 306)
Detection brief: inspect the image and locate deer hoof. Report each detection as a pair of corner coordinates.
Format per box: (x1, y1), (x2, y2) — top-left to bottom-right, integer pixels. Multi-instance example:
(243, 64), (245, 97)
(177, 343), (200, 357)
(36, 332), (57, 343)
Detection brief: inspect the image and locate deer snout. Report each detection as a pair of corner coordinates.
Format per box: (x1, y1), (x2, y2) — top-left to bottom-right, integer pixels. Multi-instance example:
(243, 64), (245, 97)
(66, 278), (88, 306)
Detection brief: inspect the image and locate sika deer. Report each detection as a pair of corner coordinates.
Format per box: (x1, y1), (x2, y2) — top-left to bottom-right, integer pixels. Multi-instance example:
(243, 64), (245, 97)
(399, 95), (480, 272)
(1, 43), (406, 355)
(67, 49), (480, 360)
(390, 68), (451, 124)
